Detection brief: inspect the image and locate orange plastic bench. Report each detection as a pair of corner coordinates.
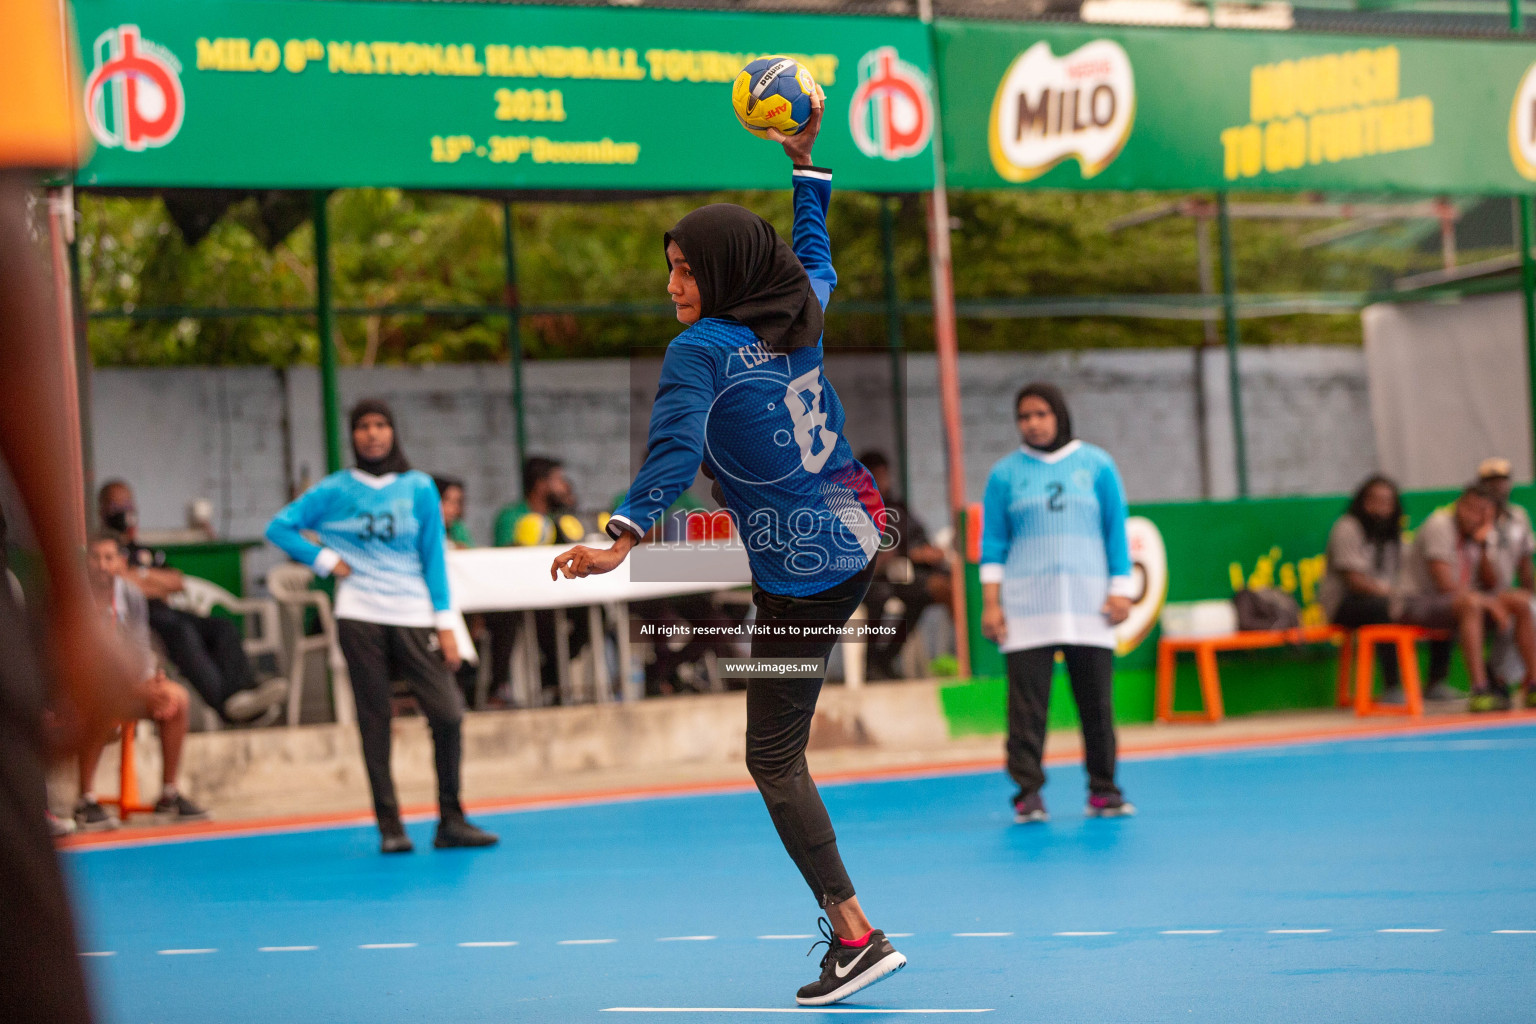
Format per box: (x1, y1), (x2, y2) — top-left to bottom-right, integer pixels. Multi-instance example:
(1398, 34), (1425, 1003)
(1155, 626), (1346, 724)
(1335, 624), (1451, 718)
(94, 721), (158, 822)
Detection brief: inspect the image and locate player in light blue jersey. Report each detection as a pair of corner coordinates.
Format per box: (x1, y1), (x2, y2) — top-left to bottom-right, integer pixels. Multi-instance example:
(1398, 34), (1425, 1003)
(980, 382), (1137, 825)
(266, 400), (497, 855)
(547, 94), (905, 1008)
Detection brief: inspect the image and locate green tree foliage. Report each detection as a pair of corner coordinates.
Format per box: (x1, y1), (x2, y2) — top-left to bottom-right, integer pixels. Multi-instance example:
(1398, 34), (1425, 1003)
(78, 186), (1449, 366)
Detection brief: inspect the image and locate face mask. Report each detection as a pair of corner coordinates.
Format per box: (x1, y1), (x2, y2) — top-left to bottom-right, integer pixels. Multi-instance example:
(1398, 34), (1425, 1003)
(103, 507), (137, 533)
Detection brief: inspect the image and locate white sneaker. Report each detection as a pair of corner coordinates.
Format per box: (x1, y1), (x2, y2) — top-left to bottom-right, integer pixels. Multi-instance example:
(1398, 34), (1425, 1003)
(223, 677), (289, 722)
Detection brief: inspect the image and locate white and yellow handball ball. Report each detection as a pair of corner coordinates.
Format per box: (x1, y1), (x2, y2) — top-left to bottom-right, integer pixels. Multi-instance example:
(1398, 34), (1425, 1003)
(731, 56), (818, 139)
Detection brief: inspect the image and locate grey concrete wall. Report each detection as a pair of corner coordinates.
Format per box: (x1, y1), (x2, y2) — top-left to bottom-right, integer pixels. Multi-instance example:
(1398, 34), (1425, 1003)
(89, 345), (1377, 592)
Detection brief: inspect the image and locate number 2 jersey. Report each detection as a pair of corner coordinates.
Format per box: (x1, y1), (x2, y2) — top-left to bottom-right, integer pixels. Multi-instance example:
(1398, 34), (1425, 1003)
(266, 468), (455, 629)
(978, 440), (1134, 652)
(606, 167), (885, 598)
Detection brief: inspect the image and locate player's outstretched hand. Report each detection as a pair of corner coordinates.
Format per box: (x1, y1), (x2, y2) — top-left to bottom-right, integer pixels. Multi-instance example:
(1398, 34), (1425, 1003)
(767, 83), (823, 164)
(550, 544), (626, 580)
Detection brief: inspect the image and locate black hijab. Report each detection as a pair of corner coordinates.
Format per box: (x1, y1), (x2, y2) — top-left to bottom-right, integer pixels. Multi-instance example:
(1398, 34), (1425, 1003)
(1015, 381), (1074, 452)
(665, 203), (823, 353)
(349, 398), (411, 476)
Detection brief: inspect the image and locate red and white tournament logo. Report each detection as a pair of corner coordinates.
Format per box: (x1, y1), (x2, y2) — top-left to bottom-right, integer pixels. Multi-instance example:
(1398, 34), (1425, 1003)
(849, 47), (933, 162)
(84, 25), (185, 152)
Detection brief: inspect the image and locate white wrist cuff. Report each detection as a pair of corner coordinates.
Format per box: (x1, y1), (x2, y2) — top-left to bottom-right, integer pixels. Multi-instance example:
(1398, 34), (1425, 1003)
(979, 563), (1005, 585)
(312, 549), (341, 577)
(1108, 574), (1137, 599)
(434, 610), (459, 631)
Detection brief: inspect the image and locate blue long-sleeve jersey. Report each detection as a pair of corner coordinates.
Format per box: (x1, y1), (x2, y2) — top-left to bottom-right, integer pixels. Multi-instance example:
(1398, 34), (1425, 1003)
(608, 167), (884, 597)
(979, 440), (1134, 652)
(265, 468), (455, 629)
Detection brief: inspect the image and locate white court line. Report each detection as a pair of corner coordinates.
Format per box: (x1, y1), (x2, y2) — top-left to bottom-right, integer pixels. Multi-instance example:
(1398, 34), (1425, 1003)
(1269, 929), (1331, 934)
(757, 934), (815, 940)
(1161, 930), (1222, 935)
(558, 938), (617, 945)
(259, 946), (317, 952)
(603, 1009), (992, 1015)
(458, 941), (518, 947)
(886, 933), (915, 938)
(1494, 930), (1536, 934)
(157, 948), (216, 955)
(657, 936), (716, 942)
(79, 952), (115, 957)
(1054, 931), (1115, 937)
(358, 943), (417, 949)
(953, 932), (1013, 938)
(1378, 929), (1442, 934)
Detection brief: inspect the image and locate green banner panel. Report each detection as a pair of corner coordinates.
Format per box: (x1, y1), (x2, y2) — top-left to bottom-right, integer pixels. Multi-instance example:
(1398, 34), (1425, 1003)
(72, 0), (936, 191)
(937, 19), (1536, 194)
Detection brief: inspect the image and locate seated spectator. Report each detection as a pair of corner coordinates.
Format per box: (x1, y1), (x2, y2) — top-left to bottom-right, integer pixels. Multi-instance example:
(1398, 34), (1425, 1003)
(493, 456), (585, 547)
(1397, 485), (1536, 712)
(1474, 458), (1536, 709)
(75, 533), (207, 830)
(97, 480), (286, 723)
(487, 457), (589, 704)
(434, 475), (483, 706)
(858, 450), (952, 679)
(434, 475), (475, 549)
(1320, 476), (1459, 702)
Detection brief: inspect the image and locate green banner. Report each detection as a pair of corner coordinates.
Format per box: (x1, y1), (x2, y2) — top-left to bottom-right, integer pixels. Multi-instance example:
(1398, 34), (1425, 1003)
(72, 0), (936, 191)
(937, 20), (1536, 195)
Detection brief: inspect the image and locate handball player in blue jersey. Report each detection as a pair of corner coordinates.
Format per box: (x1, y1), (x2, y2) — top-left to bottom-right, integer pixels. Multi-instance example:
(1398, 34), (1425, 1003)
(266, 400), (497, 855)
(549, 92), (906, 1006)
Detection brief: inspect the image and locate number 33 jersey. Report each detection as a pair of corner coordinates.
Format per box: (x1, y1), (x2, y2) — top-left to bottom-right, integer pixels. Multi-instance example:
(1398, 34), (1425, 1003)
(266, 469), (455, 629)
(978, 440), (1134, 652)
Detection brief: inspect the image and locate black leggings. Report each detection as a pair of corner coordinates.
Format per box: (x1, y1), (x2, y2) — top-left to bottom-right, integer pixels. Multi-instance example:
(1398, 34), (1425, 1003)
(337, 620), (465, 826)
(1005, 644), (1122, 800)
(748, 558), (876, 909)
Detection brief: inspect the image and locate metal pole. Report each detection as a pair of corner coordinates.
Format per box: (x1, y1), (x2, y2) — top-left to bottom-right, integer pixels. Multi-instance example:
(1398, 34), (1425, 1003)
(47, 186), (87, 546)
(1193, 212), (1216, 499)
(918, 0), (971, 678)
(68, 188), (94, 509)
(1516, 0), (1536, 477)
(313, 190), (342, 474)
(1216, 191), (1250, 499)
(502, 198), (528, 486)
(880, 196), (911, 501)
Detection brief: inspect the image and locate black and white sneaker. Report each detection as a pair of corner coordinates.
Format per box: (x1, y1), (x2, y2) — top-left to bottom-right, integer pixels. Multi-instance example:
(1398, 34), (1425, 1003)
(1012, 790), (1048, 824)
(795, 918), (906, 1007)
(1085, 793), (1136, 818)
(73, 797), (118, 832)
(153, 793), (210, 823)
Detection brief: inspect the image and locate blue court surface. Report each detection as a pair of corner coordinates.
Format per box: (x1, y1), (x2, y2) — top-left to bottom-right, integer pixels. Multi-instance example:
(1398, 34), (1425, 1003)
(68, 721), (1536, 1023)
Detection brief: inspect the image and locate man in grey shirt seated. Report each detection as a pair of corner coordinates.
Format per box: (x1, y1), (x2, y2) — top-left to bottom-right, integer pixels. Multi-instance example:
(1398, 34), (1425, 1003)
(1395, 485), (1536, 712)
(1474, 458), (1536, 706)
(1319, 476), (1451, 703)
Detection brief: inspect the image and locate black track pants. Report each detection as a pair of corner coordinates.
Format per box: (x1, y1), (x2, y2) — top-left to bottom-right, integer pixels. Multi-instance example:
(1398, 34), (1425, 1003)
(148, 602), (256, 717)
(747, 558), (875, 908)
(1005, 644), (1122, 800)
(337, 619), (465, 825)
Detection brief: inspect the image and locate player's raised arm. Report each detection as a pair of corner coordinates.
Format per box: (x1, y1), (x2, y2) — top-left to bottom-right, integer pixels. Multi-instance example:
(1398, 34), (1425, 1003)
(771, 87), (835, 309)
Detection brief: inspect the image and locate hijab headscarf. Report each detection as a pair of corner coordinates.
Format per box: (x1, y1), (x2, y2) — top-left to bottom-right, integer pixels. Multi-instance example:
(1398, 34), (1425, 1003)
(1015, 381), (1074, 453)
(664, 203), (823, 353)
(349, 398), (411, 477)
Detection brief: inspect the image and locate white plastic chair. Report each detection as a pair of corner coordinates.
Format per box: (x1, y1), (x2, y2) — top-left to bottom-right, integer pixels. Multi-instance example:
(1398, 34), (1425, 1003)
(265, 563), (355, 727)
(168, 575), (285, 675)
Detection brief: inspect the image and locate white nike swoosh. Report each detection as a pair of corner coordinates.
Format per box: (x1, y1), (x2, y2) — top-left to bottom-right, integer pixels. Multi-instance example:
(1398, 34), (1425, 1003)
(833, 943), (873, 979)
